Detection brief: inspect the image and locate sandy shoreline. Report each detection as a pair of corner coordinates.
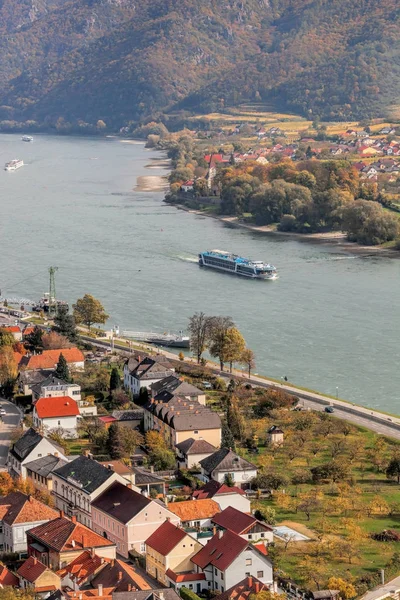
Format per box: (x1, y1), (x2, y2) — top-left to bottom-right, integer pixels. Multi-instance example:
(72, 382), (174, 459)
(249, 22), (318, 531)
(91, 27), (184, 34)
(135, 175), (169, 192)
(175, 205), (400, 257)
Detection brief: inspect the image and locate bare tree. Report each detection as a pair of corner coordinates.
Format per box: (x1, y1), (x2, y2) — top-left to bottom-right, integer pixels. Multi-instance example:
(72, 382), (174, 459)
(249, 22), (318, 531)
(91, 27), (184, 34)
(241, 347), (255, 378)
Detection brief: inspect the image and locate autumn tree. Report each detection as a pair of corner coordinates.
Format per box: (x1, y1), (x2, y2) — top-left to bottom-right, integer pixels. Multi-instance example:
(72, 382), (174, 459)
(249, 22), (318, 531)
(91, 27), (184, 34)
(25, 326), (43, 352)
(208, 316), (234, 370)
(386, 457), (400, 483)
(223, 327), (246, 373)
(226, 395), (246, 441)
(188, 312), (212, 363)
(0, 330), (15, 347)
(241, 348), (255, 378)
(0, 346), (18, 396)
(73, 294), (109, 331)
(327, 578), (357, 599)
(53, 305), (78, 342)
(42, 331), (71, 350)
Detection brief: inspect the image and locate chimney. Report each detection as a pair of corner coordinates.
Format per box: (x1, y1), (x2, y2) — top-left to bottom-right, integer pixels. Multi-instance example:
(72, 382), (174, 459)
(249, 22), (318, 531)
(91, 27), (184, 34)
(255, 583), (260, 593)
(128, 585), (132, 592)
(212, 526), (217, 536)
(79, 595), (83, 600)
(126, 483), (132, 490)
(91, 548), (95, 559)
(159, 593), (164, 600)
(101, 558), (105, 564)
(98, 584), (103, 597)
(107, 464), (114, 471)
(111, 560), (115, 568)
(71, 516), (77, 524)
(247, 577), (253, 588)
(189, 405), (194, 410)
(218, 530), (223, 539)
(195, 410), (199, 414)
(29, 495), (34, 503)
(33, 557), (37, 565)
(381, 569), (385, 585)
(118, 571), (123, 581)
(59, 510), (65, 519)
(150, 466), (154, 474)
(71, 540), (76, 548)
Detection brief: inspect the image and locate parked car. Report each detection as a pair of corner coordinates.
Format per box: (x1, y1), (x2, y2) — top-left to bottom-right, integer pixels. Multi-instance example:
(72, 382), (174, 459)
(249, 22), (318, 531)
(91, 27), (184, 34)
(201, 381), (213, 390)
(325, 406), (335, 413)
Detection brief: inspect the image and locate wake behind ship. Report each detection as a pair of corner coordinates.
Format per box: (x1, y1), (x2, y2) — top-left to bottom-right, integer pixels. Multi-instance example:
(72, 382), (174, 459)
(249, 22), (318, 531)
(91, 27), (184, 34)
(199, 250), (278, 280)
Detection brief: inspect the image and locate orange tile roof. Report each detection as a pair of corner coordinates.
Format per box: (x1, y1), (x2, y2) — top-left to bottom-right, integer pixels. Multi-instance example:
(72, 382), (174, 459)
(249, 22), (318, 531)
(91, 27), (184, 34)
(165, 569), (206, 583)
(28, 516), (115, 552)
(0, 491), (59, 525)
(57, 550), (110, 584)
(167, 499), (220, 522)
(13, 352), (24, 365)
(17, 557), (48, 582)
(35, 396), (80, 419)
(23, 348), (84, 370)
(0, 564), (19, 587)
(218, 576), (270, 600)
(92, 559), (151, 592)
(65, 588), (114, 600)
(145, 520), (187, 556)
(3, 326), (21, 333)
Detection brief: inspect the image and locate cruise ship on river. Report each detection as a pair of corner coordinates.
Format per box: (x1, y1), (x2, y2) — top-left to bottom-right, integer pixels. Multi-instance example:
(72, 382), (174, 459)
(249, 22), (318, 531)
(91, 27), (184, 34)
(4, 159), (24, 171)
(22, 135), (33, 142)
(199, 250), (278, 280)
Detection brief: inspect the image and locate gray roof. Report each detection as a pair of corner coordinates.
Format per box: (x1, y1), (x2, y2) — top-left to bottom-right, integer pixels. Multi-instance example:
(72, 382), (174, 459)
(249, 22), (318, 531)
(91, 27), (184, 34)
(149, 397), (221, 432)
(176, 437), (216, 455)
(10, 428), (43, 461)
(24, 454), (68, 478)
(131, 357), (174, 381)
(151, 375), (203, 399)
(92, 482), (151, 524)
(31, 375), (68, 396)
(19, 370), (52, 386)
(200, 448), (257, 475)
(132, 467), (165, 486)
(53, 455), (114, 494)
(111, 409), (144, 422)
(114, 590), (180, 600)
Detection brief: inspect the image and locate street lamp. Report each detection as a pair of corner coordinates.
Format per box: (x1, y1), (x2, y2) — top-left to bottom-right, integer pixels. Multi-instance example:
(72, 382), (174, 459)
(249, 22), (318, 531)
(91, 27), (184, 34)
(336, 386), (339, 400)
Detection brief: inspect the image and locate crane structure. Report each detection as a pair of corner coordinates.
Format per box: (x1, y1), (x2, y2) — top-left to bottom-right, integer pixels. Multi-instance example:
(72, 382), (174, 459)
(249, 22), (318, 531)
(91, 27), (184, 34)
(48, 266), (59, 316)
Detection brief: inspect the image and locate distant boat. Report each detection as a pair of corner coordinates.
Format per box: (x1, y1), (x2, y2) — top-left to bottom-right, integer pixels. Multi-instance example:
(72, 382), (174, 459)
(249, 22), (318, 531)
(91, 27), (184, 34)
(22, 135), (33, 142)
(5, 159), (24, 171)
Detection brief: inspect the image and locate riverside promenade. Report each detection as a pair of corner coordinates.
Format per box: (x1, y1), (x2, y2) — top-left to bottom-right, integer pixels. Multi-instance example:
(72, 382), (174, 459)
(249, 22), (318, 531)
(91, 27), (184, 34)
(82, 334), (400, 441)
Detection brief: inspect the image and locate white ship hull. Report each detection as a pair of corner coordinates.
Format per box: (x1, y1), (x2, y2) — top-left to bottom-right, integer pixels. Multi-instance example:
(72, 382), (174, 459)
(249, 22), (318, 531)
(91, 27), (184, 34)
(5, 160), (24, 171)
(201, 262), (277, 279)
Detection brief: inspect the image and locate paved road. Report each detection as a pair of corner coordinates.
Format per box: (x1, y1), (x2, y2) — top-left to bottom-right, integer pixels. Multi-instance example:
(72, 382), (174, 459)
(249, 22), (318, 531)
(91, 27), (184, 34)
(0, 399), (22, 469)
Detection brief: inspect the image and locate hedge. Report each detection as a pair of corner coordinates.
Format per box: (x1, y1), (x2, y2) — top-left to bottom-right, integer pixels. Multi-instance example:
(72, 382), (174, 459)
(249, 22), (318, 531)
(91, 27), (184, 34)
(180, 587), (202, 600)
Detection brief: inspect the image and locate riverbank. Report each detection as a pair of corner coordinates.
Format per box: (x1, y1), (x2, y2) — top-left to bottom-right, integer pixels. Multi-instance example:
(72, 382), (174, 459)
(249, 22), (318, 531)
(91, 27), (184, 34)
(134, 154), (171, 192)
(173, 204), (400, 257)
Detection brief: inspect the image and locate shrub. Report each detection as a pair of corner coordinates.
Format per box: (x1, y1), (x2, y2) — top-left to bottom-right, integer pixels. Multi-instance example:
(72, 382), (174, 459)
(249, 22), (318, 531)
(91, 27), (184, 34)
(180, 587), (202, 600)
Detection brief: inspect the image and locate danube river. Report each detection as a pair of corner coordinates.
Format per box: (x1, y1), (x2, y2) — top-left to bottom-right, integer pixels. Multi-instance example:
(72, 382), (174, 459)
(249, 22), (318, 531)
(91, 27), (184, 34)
(1, 134), (400, 411)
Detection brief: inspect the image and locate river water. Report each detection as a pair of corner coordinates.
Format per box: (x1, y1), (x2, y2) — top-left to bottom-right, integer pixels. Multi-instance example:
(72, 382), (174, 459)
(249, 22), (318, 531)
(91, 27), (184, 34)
(1, 134), (399, 411)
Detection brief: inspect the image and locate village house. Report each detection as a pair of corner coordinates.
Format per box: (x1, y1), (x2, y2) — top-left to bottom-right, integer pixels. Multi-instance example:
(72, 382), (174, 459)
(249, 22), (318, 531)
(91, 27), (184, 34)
(113, 589), (181, 600)
(266, 425), (284, 446)
(52, 455), (131, 527)
(199, 448), (257, 487)
(25, 455), (68, 492)
(145, 520), (203, 587)
(27, 513), (117, 569)
(20, 348), (85, 371)
(0, 491), (59, 553)
(91, 481), (180, 557)
(33, 396), (80, 437)
(167, 499), (220, 529)
(0, 564), (18, 587)
(1, 325), (22, 341)
(18, 556), (61, 596)
(57, 550), (110, 590)
(144, 397), (221, 449)
(31, 376), (97, 417)
(176, 438), (217, 469)
(180, 180), (194, 193)
(124, 356), (175, 396)
(211, 507), (273, 545)
(150, 375), (206, 405)
(18, 370), (54, 396)
(91, 558), (151, 592)
(8, 428), (68, 479)
(192, 481), (251, 513)
(218, 575), (273, 600)
(111, 409), (144, 429)
(99, 460), (166, 496)
(65, 586), (114, 600)
(191, 529), (274, 592)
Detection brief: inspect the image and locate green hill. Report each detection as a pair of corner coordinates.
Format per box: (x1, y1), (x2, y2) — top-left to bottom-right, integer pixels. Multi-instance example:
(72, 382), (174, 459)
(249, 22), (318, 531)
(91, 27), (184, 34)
(1, 0), (400, 127)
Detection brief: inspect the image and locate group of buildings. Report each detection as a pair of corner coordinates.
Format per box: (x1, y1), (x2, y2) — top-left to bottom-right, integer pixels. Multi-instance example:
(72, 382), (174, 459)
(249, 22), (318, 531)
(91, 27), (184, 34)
(0, 342), (281, 600)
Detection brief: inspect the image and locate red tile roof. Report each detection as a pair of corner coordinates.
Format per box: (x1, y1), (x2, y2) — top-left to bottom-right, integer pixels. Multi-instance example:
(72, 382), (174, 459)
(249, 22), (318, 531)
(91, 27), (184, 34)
(17, 556), (48, 582)
(218, 576), (270, 600)
(193, 481), (245, 500)
(253, 543), (268, 556)
(28, 516), (115, 552)
(3, 326), (21, 333)
(145, 520), (187, 556)
(22, 348), (84, 370)
(0, 565), (19, 587)
(167, 499), (220, 522)
(23, 327), (35, 336)
(91, 559), (151, 592)
(212, 507), (257, 535)
(57, 550), (110, 584)
(165, 570), (206, 583)
(13, 351), (24, 365)
(0, 491), (58, 525)
(35, 396), (80, 419)
(65, 588), (114, 600)
(191, 530), (248, 571)
(98, 416), (117, 424)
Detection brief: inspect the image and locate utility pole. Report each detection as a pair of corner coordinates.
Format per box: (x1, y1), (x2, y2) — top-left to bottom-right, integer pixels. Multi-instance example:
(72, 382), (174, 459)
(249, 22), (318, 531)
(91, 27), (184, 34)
(49, 266), (58, 317)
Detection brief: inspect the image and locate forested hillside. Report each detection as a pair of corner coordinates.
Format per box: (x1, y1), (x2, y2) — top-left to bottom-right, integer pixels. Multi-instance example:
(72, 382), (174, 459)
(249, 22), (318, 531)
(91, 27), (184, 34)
(1, 0), (400, 127)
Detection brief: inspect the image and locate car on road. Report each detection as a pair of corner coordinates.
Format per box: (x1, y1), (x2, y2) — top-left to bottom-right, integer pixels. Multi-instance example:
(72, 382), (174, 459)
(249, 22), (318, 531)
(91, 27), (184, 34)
(325, 406), (335, 413)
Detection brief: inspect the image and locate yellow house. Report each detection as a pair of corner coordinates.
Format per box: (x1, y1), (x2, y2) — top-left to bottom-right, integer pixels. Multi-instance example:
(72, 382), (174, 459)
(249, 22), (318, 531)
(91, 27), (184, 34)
(17, 556), (61, 593)
(144, 397), (221, 449)
(145, 520), (202, 586)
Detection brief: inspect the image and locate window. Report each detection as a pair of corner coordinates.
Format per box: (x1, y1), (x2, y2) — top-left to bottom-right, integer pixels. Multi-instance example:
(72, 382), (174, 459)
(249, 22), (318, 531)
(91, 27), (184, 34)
(260, 533), (264, 538)
(246, 559), (252, 566)
(221, 573), (224, 580)
(245, 573), (250, 577)
(248, 534), (252, 540)
(194, 430), (198, 434)
(215, 583), (218, 590)
(140, 543), (146, 553)
(214, 568), (217, 575)
(221, 588), (224, 593)
(257, 571), (264, 578)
